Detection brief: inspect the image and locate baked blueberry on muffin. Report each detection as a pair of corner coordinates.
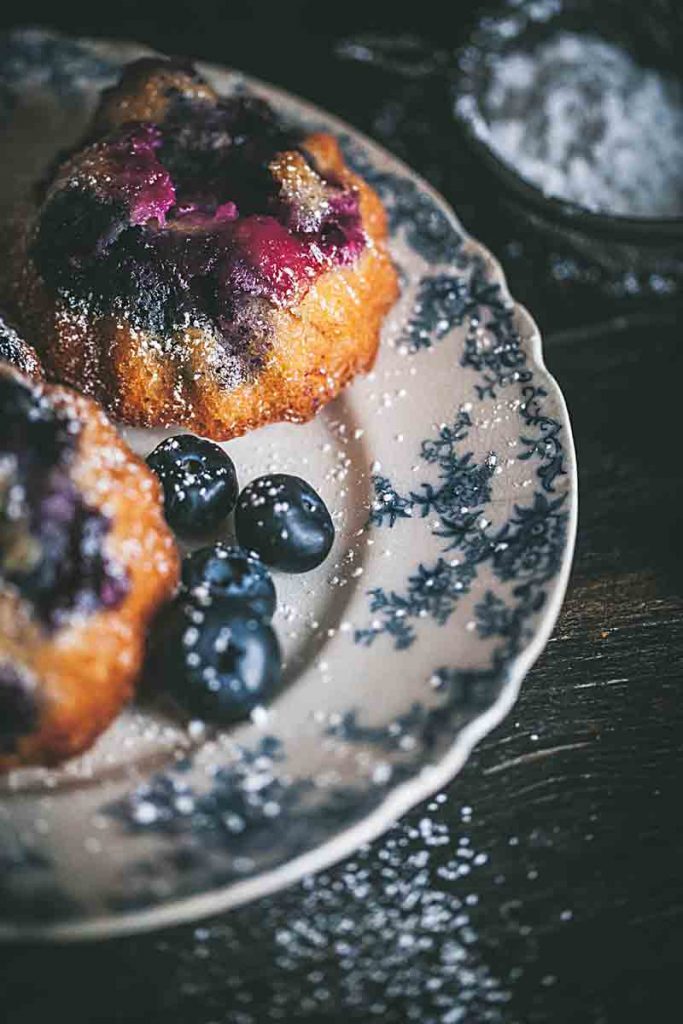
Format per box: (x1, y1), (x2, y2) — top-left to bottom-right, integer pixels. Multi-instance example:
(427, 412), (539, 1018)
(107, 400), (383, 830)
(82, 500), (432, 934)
(11, 58), (399, 439)
(0, 363), (179, 769)
(0, 311), (43, 379)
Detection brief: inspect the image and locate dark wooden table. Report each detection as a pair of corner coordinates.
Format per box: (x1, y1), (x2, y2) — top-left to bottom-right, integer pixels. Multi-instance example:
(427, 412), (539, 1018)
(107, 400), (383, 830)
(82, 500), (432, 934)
(2, 4), (682, 1021)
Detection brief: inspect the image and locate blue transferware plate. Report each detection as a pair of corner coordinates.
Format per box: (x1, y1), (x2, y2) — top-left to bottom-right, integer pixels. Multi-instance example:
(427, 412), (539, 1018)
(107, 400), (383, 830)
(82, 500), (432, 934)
(0, 30), (577, 940)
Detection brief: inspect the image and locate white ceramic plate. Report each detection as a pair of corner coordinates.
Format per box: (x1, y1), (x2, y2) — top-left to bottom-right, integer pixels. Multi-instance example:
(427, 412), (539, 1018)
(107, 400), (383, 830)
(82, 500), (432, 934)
(0, 29), (577, 941)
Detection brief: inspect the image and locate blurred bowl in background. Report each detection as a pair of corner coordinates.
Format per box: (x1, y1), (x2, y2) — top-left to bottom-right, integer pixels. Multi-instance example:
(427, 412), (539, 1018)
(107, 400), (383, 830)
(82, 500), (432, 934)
(451, 0), (683, 294)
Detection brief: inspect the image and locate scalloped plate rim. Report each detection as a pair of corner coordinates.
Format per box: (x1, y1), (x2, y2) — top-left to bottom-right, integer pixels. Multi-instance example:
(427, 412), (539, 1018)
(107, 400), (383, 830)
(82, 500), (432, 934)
(0, 41), (578, 943)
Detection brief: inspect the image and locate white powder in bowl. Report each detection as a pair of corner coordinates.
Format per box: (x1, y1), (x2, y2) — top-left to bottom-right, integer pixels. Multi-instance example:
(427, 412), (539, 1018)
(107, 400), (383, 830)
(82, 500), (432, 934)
(456, 32), (683, 218)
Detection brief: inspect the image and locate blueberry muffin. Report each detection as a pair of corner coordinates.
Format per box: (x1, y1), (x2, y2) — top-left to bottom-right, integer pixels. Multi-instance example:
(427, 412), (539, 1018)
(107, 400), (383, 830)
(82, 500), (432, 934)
(0, 363), (179, 769)
(10, 58), (399, 440)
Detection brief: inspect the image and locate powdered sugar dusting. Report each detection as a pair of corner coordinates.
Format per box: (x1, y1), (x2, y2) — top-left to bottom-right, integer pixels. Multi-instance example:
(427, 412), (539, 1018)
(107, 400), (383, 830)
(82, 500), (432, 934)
(149, 796), (513, 1023)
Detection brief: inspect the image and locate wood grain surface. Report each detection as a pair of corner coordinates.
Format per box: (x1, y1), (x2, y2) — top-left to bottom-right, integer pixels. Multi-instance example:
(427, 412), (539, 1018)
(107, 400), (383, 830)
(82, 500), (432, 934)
(1, 4), (682, 1022)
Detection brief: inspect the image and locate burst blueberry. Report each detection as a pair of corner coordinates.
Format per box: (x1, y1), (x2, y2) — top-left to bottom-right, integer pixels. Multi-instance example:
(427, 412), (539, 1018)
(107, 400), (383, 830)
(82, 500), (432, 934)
(153, 594), (282, 724)
(0, 373), (128, 628)
(235, 474), (335, 573)
(0, 665), (39, 754)
(146, 434), (238, 537)
(182, 544), (276, 620)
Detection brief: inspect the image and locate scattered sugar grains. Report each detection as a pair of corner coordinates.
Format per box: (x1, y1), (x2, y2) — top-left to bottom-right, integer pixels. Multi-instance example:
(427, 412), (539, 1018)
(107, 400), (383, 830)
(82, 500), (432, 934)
(457, 32), (683, 217)
(148, 799), (524, 1023)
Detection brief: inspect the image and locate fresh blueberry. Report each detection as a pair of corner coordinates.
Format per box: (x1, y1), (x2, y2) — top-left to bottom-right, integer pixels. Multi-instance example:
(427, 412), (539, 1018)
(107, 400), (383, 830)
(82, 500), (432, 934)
(182, 544), (276, 620)
(153, 594), (281, 724)
(235, 474), (334, 573)
(146, 434), (238, 537)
